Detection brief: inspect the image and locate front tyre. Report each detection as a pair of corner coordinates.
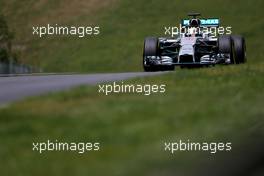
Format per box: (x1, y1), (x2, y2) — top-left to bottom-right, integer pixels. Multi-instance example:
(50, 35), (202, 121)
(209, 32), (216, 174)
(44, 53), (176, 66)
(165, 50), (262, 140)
(143, 37), (159, 72)
(162, 65), (175, 71)
(231, 35), (246, 64)
(143, 37), (175, 72)
(218, 35), (236, 64)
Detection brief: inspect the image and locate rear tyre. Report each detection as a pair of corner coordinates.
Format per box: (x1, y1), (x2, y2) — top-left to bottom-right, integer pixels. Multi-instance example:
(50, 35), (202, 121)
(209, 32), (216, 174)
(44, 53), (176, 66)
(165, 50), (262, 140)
(218, 35), (235, 64)
(231, 35), (246, 64)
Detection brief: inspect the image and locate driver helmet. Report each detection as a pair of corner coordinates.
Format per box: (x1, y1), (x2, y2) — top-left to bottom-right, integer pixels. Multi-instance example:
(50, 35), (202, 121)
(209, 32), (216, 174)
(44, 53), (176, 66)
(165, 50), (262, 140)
(189, 19), (201, 28)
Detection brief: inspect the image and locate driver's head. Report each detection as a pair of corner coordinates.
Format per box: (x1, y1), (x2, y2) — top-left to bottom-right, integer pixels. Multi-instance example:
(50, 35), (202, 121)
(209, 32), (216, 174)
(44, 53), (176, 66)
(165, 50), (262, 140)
(189, 19), (201, 28)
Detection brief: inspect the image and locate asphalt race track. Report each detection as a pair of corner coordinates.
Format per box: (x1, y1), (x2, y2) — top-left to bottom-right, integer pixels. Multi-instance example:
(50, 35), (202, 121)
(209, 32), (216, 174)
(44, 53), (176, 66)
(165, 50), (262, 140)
(0, 72), (163, 105)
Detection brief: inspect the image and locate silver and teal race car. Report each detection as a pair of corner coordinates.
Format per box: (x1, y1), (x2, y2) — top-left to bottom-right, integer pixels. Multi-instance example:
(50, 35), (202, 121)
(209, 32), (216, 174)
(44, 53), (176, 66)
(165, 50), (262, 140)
(143, 13), (246, 71)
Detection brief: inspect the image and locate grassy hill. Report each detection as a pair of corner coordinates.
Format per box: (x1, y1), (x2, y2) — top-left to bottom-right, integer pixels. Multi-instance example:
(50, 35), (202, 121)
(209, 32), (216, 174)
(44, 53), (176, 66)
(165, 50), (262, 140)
(0, 0), (264, 176)
(1, 0), (264, 72)
(1, 64), (263, 176)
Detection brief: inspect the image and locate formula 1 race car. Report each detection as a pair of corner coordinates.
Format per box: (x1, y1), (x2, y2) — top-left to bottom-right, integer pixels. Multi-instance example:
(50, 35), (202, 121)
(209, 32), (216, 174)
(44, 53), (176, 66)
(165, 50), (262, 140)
(143, 13), (246, 71)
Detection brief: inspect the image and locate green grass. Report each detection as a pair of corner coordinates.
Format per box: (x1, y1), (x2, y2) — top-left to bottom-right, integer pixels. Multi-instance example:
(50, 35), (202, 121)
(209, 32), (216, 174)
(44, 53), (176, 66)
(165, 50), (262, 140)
(0, 63), (263, 175)
(1, 0), (264, 72)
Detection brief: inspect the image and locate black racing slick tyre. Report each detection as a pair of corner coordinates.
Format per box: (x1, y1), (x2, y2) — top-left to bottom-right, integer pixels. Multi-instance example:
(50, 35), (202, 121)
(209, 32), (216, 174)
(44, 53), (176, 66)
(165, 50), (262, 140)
(143, 37), (175, 72)
(163, 65), (175, 71)
(231, 35), (246, 64)
(218, 35), (235, 64)
(143, 37), (159, 72)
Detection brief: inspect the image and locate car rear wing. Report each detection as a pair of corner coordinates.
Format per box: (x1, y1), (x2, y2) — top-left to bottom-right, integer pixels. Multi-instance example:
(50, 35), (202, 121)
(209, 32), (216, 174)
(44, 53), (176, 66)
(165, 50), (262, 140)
(181, 18), (220, 27)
